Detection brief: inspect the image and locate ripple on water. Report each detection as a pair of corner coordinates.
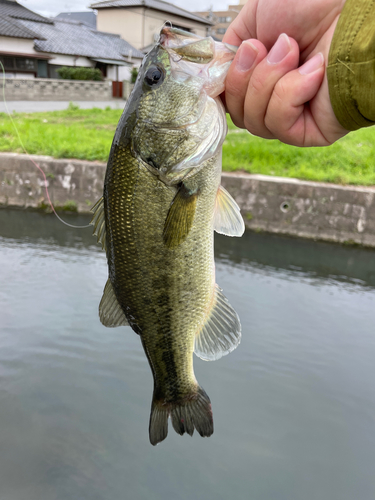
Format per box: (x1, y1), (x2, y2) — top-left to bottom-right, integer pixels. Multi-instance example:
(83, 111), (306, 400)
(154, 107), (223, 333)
(1, 209), (375, 500)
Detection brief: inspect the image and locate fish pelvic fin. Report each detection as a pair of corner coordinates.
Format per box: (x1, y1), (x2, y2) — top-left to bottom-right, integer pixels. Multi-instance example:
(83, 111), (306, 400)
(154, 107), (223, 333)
(90, 197), (107, 251)
(194, 284), (241, 361)
(149, 386), (213, 446)
(99, 278), (129, 328)
(163, 182), (199, 249)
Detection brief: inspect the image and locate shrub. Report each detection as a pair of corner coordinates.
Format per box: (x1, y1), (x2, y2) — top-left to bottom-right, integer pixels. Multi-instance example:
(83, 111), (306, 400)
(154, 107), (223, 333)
(131, 67), (138, 83)
(57, 66), (103, 81)
(67, 102), (80, 111)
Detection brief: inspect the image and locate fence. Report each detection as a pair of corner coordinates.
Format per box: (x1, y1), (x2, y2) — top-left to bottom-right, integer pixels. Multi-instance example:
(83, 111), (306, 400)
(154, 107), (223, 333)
(3, 78), (112, 101)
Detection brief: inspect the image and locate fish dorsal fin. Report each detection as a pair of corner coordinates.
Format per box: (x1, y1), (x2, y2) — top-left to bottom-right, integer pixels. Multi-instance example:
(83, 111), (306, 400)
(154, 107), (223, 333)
(99, 279), (129, 328)
(163, 183), (199, 249)
(194, 284), (241, 361)
(90, 197), (107, 251)
(213, 185), (245, 237)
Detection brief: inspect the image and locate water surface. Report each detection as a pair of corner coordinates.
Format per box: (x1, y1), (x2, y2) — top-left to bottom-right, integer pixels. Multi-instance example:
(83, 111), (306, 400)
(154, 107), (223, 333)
(1, 209), (375, 500)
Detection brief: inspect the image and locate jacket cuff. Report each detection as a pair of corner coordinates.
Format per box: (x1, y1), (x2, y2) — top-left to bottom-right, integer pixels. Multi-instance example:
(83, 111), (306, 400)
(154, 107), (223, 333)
(327, 0), (375, 131)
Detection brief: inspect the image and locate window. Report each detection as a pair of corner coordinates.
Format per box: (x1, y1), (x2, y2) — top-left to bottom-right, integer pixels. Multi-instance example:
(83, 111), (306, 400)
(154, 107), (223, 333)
(0, 55), (36, 72)
(218, 16), (231, 23)
(216, 28), (227, 34)
(48, 65), (64, 79)
(16, 58), (36, 70)
(3, 56), (15, 69)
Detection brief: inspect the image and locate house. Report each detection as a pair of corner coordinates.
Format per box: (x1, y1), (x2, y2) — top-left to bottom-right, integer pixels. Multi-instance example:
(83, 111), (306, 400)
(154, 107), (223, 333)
(195, 1), (245, 41)
(55, 11), (97, 29)
(0, 0), (144, 82)
(90, 0), (213, 51)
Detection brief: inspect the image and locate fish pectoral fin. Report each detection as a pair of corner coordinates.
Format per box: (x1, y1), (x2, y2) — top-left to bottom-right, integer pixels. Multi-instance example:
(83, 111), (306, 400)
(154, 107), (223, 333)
(99, 279), (130, 328)
(213, 185), (245, 237)
(90, 197), (107, 251)
(194, 284), (241, 361)
(163, 182), (199, 249)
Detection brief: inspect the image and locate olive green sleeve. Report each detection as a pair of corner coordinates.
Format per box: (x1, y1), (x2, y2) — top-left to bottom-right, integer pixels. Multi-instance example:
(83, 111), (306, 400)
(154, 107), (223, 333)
(327, 0), (375, 131)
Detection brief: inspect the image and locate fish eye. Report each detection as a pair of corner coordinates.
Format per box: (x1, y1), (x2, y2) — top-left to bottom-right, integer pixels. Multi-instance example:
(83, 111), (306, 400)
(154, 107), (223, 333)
(144, 66), (164, 87)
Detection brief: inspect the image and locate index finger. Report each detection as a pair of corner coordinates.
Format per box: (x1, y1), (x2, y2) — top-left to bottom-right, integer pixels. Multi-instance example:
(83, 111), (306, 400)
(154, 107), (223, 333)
(223, 1), (258, 47)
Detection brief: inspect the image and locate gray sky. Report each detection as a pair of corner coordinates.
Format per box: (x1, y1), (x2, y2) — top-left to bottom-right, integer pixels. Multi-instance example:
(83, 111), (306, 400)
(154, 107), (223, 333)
(18, 0), (232, 18)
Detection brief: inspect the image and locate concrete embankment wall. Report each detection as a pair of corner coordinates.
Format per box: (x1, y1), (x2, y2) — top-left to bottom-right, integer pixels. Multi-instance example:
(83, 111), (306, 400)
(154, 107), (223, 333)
(1, 153), (375, 247)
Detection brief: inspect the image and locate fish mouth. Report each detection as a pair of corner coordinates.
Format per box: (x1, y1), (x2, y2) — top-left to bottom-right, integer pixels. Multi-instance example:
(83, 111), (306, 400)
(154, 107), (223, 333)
(159, 26), (237, 98)
(160, 26), (238, 56)
(160, 26), (201, 46)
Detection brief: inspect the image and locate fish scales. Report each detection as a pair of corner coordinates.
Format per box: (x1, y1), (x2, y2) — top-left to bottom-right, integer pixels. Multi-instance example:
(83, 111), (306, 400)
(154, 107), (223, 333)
(92, 27), (244, 445)
(106, 144), (219, 395)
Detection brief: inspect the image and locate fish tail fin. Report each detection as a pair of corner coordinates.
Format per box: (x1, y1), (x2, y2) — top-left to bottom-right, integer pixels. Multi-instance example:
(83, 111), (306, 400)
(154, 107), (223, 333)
(149, 399), (169, 446)
(170, 386), (213, 440)
(149, 386), (213, 446)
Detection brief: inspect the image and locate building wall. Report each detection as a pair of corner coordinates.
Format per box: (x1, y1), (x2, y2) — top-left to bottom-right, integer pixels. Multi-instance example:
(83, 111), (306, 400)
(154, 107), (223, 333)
(195, 5), (243, 40)
(48, 54), (94, 67)
(107, 64), (130, 82)
(97, 9), (143, 48)
(96, 7), (208, 49)
(0, 36), (38, 55)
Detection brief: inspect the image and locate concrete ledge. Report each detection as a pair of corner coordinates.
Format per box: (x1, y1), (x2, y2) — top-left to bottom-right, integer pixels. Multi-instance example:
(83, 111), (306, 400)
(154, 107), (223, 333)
(1, 153), (375, 247)
(0, 153), (105, 213)
(222, 172), (375, 247)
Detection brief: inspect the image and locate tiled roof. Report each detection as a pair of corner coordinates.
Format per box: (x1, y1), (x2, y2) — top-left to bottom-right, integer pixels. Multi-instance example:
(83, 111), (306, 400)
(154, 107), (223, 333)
(90, 0), (213, 25)
(17, 17), (145, 60)
(0, 1), (144, 62)
(0, 0), (51, 38)
(0, 0), (51, 24)
(55, 11), (97, 29)
(0, 12), (38, 38)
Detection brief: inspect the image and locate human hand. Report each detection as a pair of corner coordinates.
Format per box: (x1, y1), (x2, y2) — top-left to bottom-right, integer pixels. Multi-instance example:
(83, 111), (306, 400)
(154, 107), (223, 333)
(223, 0), (349, 146)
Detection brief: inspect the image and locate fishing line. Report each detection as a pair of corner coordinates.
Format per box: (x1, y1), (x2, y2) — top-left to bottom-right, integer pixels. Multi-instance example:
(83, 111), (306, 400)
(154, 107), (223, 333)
(1, 61), (91, 229)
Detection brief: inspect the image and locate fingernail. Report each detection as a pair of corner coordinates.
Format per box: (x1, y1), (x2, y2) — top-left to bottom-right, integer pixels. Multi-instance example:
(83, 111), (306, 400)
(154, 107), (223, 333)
(267, 34), (291, 64)
(236, 41), (259, 72)
(298, 52), (324, 75)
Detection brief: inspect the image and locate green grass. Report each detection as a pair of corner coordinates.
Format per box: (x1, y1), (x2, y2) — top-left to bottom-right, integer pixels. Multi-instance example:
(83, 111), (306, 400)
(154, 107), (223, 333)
(224, 118), (375, 185)
(0, 105), (123, 162)
(0, 105), (374, 185)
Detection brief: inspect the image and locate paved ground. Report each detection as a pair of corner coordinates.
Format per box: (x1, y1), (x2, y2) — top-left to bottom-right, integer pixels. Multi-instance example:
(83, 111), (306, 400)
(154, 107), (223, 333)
(0, 100), (126, 113)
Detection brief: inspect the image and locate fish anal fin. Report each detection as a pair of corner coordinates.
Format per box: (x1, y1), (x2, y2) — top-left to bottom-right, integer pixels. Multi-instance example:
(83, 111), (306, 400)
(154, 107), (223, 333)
(194, 284), (241, 361)
(99, 278), (129, 328)
(90, 197), (107, 251)
(163, 182), (199, 249)
(214, 185), (245, 237)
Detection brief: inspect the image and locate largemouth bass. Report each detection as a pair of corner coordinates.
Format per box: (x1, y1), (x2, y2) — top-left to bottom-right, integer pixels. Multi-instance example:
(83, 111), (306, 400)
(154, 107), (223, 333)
(91, 27), (245, 445)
